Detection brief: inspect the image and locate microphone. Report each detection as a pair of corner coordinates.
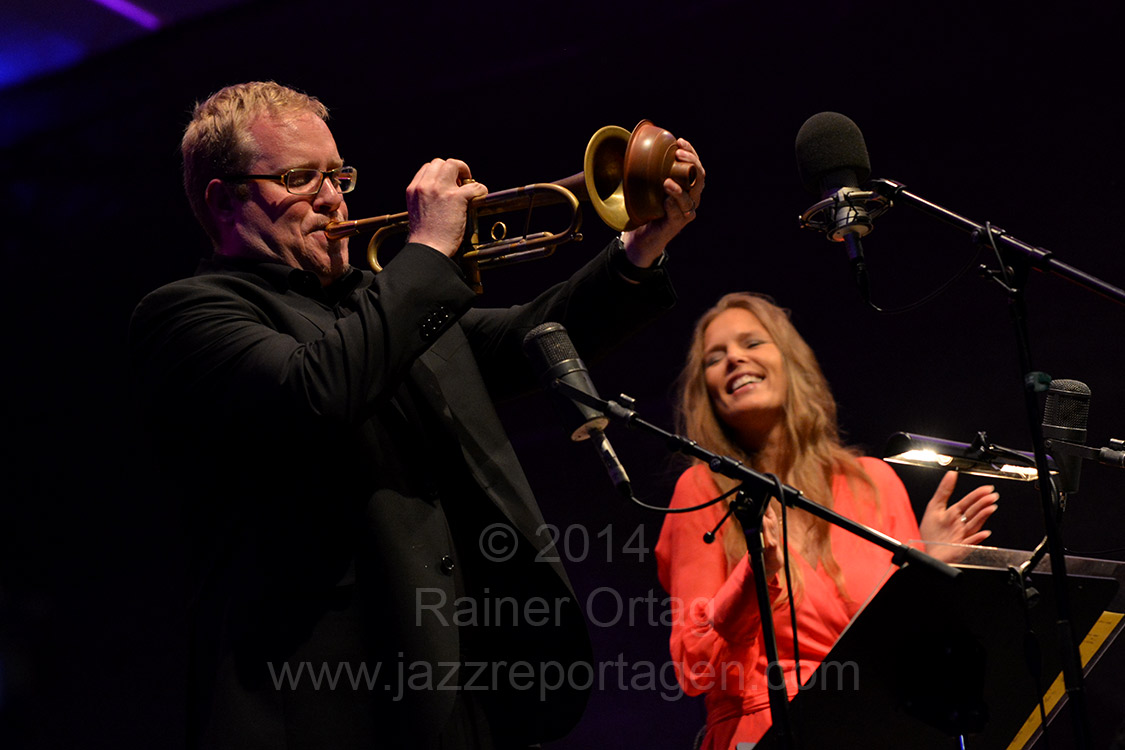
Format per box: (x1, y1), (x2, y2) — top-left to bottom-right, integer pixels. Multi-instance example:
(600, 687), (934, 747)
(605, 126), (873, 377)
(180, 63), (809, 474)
(522, 322), (632, 498)
(1042, 379), (1091, 495)
(796, 111), (873, 238)
(795, 112), (874, 297)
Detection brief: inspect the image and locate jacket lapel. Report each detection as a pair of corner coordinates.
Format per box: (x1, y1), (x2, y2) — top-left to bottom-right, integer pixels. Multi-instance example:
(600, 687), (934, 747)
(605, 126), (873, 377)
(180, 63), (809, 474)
(412, 330), (564, 570)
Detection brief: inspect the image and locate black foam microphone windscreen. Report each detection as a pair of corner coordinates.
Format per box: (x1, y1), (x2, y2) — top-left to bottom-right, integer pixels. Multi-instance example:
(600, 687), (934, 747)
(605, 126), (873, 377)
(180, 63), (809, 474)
(795, 111), (872, 196)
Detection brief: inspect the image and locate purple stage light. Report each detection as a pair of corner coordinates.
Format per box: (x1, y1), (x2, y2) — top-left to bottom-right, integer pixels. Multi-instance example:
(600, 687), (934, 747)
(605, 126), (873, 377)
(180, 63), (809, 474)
(89, 0), (162, 30)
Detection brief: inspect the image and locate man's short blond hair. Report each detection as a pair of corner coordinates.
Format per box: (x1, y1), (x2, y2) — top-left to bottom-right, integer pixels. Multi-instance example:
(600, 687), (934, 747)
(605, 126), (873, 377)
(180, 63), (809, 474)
(181, 81), (329, 244)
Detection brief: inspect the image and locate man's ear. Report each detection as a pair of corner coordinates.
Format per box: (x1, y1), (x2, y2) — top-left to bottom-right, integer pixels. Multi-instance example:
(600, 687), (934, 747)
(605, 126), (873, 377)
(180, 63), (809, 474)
(205, 178), (239, 227)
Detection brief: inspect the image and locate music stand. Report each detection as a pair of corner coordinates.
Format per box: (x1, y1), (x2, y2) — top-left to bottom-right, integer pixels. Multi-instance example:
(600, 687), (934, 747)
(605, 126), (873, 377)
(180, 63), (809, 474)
(752, 546), (1123, 750)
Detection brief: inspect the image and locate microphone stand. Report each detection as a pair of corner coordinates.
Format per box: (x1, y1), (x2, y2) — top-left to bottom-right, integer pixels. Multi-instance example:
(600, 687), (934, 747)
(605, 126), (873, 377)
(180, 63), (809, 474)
(870, 178), (1125, 307)
(727, 486), (798, 748)
(551, 380), (960, 750)
(868, 177), (1115, 750)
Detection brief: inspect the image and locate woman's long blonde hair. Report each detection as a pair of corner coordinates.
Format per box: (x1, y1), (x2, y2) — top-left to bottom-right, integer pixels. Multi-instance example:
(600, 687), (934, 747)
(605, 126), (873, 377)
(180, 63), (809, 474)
(675, 293), (877, 600)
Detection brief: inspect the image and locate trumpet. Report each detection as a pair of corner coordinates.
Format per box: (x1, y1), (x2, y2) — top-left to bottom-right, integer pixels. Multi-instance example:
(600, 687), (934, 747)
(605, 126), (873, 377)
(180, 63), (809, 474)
(324, 120), (696, 293)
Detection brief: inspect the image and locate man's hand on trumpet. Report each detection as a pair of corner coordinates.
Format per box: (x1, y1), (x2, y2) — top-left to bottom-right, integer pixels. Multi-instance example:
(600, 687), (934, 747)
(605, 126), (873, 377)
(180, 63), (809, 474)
(406, 158), (489, 257)
(622, 137), (705, 268)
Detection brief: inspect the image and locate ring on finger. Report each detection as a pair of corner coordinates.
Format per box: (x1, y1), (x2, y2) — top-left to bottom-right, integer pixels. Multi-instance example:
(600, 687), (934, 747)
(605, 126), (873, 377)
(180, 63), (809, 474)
(960, 514), (969, 523)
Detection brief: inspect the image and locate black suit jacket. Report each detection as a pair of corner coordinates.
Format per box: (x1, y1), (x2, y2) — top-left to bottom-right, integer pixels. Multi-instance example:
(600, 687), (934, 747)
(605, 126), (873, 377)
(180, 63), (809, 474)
(129, 240), (675, 749)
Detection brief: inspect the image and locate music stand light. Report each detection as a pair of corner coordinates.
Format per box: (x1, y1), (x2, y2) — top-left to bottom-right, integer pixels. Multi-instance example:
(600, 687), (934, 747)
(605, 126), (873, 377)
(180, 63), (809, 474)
(883, 431), (1059, 482)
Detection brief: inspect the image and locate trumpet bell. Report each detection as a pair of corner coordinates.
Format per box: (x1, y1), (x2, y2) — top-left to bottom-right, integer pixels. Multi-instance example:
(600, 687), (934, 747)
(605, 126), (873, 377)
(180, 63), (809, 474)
(583, 125), (632, 232)
(572, 120), (697, 232)
(623, 120), (697, 228)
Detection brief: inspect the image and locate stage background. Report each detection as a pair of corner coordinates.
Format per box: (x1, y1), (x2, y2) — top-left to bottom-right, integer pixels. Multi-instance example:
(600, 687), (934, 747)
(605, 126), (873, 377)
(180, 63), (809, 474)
(1, 1), (1122, 747)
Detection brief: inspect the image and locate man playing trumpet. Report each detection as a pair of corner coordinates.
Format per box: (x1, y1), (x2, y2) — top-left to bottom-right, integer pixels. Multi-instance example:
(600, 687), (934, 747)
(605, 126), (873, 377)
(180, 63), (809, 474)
(129, 80), (704, 749)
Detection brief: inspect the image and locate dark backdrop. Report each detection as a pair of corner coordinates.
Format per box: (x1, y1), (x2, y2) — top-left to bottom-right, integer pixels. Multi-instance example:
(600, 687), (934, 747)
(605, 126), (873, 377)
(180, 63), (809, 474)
(1, 1), (1123, 748)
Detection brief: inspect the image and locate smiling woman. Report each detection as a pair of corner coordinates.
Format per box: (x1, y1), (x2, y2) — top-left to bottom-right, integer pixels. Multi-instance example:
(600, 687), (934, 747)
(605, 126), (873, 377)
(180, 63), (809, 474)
(654, 292), (999, 750)
(700, 306), (789, 458)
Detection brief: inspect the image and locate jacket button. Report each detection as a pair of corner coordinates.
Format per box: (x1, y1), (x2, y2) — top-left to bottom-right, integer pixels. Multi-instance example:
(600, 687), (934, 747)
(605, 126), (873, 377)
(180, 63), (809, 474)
(439, 555), (455, 575)
(420, 307), (452, 341)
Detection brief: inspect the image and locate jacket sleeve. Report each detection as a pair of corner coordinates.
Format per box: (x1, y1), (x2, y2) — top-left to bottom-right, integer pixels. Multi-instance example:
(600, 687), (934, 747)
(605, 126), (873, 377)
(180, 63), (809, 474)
(459, 238), (676, 398)
(655, 465), (782, 696)
(128, 243), (476, 430)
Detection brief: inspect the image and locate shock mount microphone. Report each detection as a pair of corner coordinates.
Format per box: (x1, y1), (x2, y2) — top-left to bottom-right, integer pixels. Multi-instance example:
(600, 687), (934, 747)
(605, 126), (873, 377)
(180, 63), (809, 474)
(796, 111), (874, 239)
(795, 112), (892, 301)
(522, 322), (632, 498)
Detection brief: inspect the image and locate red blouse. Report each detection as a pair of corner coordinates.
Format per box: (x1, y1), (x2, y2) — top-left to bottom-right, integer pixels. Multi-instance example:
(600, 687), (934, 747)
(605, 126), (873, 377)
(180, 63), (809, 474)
(655, 458), (922, 750)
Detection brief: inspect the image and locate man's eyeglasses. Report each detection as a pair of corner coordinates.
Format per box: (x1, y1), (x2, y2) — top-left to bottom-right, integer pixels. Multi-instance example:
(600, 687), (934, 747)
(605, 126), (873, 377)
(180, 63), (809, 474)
(225, 166), (358, 195)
